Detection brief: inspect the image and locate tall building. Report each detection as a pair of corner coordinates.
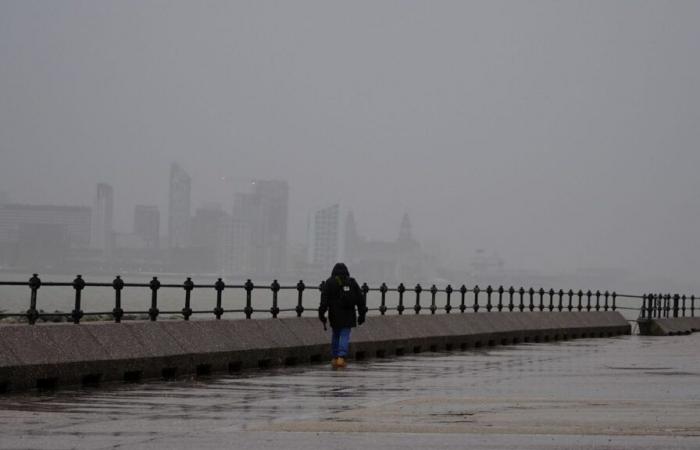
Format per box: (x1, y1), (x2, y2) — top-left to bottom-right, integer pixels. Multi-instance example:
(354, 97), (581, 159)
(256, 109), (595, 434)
(0, 204), (91, 267)
(344, 211), (359, 263)
(342, 212), (424, 283)
(229, 192), (256, 276)
(133, 205), (160, 249)
(168, 162), (191, 248)
(229, 180), (289, 277)
(190, 203), (230, 273)
(308, 204), (341, 268)
(91, 183), (114, 255)
(191, 203), (226, 248)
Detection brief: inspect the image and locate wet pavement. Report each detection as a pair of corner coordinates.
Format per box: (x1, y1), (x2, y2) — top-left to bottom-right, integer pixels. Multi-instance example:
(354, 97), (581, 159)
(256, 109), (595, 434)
(1, 334), (699, 449)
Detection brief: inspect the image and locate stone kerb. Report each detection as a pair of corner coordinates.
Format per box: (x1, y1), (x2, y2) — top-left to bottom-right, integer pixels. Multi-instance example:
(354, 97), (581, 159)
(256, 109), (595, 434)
(640, 317), (700, 336)
(0, 311), (631, 393)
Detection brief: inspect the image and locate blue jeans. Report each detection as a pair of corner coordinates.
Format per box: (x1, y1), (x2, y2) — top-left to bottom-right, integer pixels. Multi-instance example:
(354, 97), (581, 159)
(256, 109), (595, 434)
(331, 327), (351, 358)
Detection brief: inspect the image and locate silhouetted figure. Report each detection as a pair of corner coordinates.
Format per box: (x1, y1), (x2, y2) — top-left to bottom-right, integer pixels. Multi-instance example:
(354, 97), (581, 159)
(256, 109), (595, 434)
(318, 262), (366, 368)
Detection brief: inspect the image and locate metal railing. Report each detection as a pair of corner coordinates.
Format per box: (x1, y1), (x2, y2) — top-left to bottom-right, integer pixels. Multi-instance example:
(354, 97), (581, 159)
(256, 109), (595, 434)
(638, 293), (696, 320)
(0, 274), (694, 324)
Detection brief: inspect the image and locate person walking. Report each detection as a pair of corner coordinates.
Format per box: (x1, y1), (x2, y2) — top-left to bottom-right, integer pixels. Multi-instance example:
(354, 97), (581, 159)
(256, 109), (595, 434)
(318, 262), (366, 368)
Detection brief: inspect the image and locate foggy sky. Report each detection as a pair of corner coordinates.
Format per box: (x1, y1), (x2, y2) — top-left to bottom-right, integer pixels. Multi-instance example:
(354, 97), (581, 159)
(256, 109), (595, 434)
(1, 1), (699, 288)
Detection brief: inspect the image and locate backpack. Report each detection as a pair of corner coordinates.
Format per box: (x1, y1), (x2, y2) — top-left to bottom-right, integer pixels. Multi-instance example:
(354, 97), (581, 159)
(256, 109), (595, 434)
(334, 276), (356, 310)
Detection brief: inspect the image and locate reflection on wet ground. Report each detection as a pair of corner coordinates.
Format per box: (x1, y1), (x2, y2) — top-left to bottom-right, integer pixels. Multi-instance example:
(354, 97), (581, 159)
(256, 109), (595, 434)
(1, 334), (699, 449)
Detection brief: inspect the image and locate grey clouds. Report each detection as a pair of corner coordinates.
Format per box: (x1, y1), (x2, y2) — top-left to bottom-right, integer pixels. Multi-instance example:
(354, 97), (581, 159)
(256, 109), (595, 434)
(1, 1), (699, 290)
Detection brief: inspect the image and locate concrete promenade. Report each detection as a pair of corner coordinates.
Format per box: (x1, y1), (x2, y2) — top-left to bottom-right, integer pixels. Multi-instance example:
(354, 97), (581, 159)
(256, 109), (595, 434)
(1, 333), (699, 449)
(0, 312), (629, 392)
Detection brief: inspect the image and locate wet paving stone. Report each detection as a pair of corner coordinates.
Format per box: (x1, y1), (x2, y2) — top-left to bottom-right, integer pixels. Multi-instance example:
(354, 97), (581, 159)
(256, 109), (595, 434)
(1, 334), (699, 449)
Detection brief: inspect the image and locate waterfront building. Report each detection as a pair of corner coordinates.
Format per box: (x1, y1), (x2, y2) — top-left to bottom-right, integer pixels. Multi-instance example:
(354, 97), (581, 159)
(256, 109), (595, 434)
(0, 203), (91, 267)
(190, 203), (230, 273)
(343, 212), (425, 283)
(168, 163), (191, 249)
(90, 183), (114, 256)
(229, 180), (289, 278)
(133, 205), (160, 249)
(307, 204), (342, 269)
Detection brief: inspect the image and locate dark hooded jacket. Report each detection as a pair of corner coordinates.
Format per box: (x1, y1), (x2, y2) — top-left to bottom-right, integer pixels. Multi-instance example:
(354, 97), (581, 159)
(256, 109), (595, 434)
(319, 263), (366, 329)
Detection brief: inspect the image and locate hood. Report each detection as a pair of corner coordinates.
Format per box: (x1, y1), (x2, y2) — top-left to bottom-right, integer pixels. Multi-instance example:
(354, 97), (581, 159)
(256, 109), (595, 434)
(331, 262), (350, 278)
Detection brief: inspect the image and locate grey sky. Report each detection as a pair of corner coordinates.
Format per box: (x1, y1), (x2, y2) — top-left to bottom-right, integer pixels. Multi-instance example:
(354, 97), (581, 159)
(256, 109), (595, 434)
(1, 1), (699, 287)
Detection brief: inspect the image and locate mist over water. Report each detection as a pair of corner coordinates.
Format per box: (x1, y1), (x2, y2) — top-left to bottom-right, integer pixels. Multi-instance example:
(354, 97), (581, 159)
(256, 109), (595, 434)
(1, 1), (699, 297)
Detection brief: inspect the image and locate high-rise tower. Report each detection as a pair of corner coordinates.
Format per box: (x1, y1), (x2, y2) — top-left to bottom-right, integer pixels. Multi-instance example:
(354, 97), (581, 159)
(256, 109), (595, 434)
(91, 183), (114, 255)
(134, 205), (160, 249)
(308, 204), (341, 268)
(230, 180), (289, 277)
(168, 163), (191, 248)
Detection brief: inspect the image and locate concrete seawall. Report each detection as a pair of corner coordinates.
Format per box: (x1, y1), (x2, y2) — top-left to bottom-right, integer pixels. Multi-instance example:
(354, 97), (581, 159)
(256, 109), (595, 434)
(0, 311), (630, 393)
(638, 317), (700, 335)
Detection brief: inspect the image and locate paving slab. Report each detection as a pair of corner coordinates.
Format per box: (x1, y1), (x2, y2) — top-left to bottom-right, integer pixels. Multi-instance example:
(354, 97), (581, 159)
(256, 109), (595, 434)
(1, 334), (698, 449)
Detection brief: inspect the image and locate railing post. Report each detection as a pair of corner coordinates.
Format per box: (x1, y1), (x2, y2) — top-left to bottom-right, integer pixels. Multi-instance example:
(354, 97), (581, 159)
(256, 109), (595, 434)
(663, 294), (671, 317)
(681, 295), (686, 317)
(361, 283), (369, 317)
(567, 289), (574, 311)
(71, 274), (85, 324)
(585, 290), (592, 312)
(647, 294), (654, 318)
(640, 294), (647, 319)
(518, 287), (525, 312)
(397, 283), (406, 315)
(27, 273), (41, 325)
(214, 278), (226, 319)
(486, 285), (493, 312)
(270, 280), (280, 318)
(660, 294), (665, 317)
(604, 291), (609, 311)
(473, 285), (480, 313)
(148, 276), (160, 321)
(295, 280), (305, 317)
(528, 287), (535, 312)
(691, 295), (695, 317)
(557, 289), (564, 312)
(661, 294), (671, 317)
(112, 276), (124, 323)
(508, 286), (515, 312)
(673, 294), (680, 318)
(538, 288), (545, 311)
(413, 284), (422, 314)
(577, 290), (583, 311)
(182, 277), (194, 320)
(652, 293), (658, 317)
(661, 294), (666, 317)
(548, 289), (554, 312)
(611, 291), (617, 312)
(444, 284), (453, 314)
(379, 283), (388, 315)
(430, 284), (438, 315)
(459, 285), (467, 313)
(243, 278), (255, 319)
(498, 286), (504, 312)
(595, 290), (601, 311)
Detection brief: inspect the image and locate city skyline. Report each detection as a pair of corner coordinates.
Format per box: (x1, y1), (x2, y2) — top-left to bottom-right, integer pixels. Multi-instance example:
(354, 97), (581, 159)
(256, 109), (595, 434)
(2, 1), (699, 291)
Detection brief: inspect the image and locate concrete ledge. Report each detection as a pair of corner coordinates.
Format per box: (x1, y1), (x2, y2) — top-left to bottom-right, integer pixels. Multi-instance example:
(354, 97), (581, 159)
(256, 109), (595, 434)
(0, 311), (630, 393)
(637, 317), (700, 336)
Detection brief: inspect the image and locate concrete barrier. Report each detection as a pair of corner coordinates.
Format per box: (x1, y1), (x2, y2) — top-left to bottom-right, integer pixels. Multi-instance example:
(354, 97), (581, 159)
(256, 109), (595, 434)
(0, 311), (630, 393)
(637, 317), (700, 336)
